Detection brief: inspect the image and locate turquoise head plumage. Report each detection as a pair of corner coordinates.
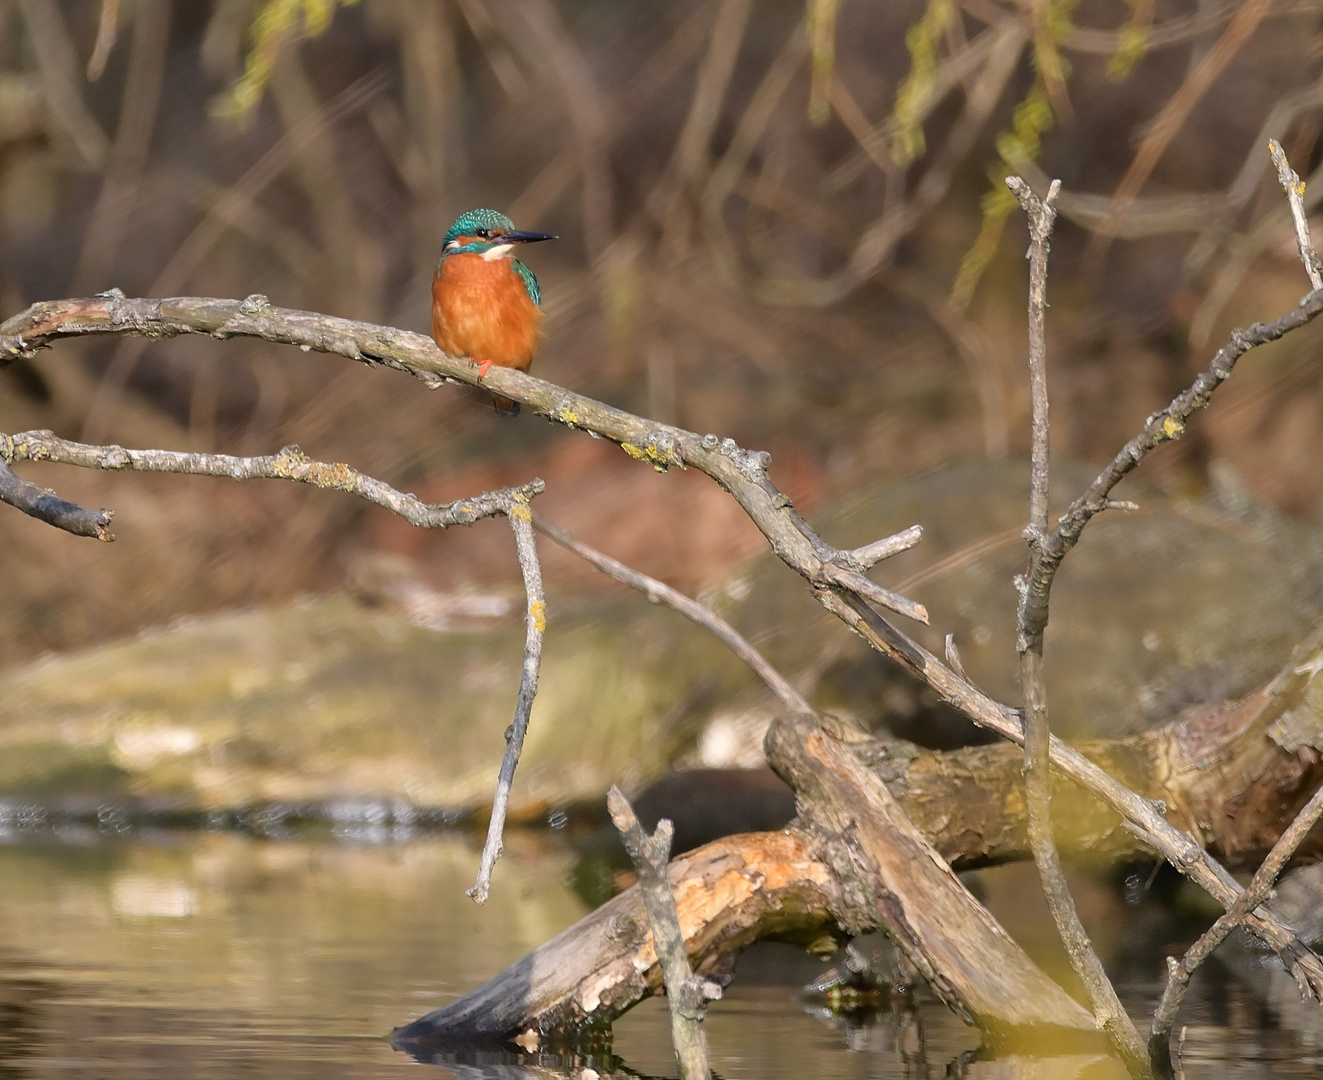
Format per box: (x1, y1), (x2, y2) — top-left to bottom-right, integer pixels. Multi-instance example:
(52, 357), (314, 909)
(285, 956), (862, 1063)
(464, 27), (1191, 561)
(438, 208), (556, 306)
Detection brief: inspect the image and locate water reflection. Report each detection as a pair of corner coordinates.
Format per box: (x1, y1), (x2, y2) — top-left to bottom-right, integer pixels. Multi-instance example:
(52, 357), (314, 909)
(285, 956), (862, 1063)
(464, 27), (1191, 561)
(0, 829), (1318, 1078)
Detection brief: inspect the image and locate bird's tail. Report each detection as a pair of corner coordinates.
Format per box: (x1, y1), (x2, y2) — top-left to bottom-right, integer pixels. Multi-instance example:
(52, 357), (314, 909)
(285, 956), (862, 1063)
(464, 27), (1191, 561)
(492, 394), (520, 416)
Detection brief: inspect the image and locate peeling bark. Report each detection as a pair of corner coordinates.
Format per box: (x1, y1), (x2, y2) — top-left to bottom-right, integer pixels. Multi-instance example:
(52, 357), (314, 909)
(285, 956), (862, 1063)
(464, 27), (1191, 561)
(397, 655), (1323, 1046)
(391, 831), (841, 1048)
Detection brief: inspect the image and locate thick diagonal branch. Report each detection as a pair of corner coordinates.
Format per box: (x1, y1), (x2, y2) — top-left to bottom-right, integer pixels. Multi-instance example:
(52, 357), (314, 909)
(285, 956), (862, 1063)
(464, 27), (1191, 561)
(0, 292), (926, 626)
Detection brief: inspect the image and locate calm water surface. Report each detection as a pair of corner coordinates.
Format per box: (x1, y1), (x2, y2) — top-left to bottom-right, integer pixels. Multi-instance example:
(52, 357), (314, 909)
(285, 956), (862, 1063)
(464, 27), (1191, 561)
(0, 828), (1319, 1078)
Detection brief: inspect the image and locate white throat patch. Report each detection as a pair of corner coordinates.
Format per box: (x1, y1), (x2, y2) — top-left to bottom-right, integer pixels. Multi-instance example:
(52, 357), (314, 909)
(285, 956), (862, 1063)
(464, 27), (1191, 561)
(481, 243), (514, 261)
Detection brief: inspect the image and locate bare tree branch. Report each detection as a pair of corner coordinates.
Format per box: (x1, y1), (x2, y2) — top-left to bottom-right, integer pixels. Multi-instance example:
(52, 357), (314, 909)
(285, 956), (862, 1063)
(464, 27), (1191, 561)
(1149, 776), (1323, 1070)
(1007, 176), (1152, 1078)
(533, 511), (815, 715)
(0, 457), (113, 540)
(1269, 136), (1323, 291)
(469, 494), (545, 904)
(5, 288), (1321, 997)
(1019, 290), (1323, 650)
(607, 786), (717, 1080)
(0, 291), (929, 634)
(0, 424), (546, 904)
(1, 428), (541, 530)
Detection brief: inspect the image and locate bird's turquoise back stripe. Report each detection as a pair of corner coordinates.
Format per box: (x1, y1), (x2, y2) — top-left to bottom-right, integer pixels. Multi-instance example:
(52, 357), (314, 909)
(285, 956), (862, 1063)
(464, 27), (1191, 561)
(512, 259), (541, 307)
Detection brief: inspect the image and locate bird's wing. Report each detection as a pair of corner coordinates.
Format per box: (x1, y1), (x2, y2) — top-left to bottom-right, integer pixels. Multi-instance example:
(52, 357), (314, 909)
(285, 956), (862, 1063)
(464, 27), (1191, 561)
(511, 259), (541, 307)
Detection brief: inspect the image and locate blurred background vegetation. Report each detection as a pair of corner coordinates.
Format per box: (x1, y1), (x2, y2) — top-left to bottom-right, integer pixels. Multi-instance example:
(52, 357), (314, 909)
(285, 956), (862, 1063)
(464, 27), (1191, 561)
(1, 0), (1322, 668)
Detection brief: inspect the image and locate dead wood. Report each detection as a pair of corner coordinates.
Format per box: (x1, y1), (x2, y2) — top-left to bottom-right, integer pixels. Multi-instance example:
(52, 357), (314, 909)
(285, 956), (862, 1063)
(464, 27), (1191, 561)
(896, 661), (1323, 871)
(390, 831), (841, 1048)
(397, 645), (1323, 1046)
(763, 712), (1095, 1032)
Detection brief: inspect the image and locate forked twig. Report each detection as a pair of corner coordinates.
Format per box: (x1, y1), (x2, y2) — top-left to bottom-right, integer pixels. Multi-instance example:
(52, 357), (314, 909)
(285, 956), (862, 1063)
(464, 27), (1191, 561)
(1004, 143), (1323, 1075)
(1148, 778), (1323, 1069)
(607, 785), (718, 1080)
(1007, 176), (1153, 1079)
(0, 429), (542, 530)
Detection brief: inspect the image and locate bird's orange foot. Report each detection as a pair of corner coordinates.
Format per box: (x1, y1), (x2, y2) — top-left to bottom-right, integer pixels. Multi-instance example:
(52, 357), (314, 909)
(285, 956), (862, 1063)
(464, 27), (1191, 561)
(475, 358), (494, 380)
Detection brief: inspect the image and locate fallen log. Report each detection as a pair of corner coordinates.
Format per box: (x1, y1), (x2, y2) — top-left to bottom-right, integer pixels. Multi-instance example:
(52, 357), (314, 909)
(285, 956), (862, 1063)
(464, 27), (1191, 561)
(764, 712), (1094, 1030)
(396, 643), (1323, 1047)
(391, 830), (842, 1049)
(886, 664), (1323, 870)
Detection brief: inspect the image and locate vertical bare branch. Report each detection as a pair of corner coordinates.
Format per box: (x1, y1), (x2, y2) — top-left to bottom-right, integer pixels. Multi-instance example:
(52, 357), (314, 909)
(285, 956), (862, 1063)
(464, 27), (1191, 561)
(1269, 136), (1323, 292)
(1007, 175), (1153, 1079)
(1016, 178), (1059, 543)
(468, 495), (546, 904)
(607, 785), (717, 1080)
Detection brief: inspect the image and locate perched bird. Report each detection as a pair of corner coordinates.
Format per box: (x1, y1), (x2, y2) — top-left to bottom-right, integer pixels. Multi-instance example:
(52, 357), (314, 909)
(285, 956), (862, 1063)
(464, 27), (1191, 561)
(431, 208), (557, 415)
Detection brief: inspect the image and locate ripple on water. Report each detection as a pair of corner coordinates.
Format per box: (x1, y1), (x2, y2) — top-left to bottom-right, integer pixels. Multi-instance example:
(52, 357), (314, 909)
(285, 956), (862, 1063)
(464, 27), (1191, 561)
(0, 831), (1317, 1079)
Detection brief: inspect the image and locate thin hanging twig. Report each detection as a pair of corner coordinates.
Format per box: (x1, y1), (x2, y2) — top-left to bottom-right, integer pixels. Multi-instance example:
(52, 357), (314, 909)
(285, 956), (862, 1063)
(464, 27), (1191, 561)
(469, 494), (545, 904)
(0, 425), (546, 905)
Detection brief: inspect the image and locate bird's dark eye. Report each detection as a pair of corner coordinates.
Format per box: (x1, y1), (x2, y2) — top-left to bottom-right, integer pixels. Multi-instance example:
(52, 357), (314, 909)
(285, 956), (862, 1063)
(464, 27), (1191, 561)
(475, 228), (491, 239)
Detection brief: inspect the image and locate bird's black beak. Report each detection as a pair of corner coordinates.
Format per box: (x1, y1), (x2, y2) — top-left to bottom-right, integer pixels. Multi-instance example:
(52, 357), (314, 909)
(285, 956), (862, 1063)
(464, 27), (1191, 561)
(503, 230), (557, 244)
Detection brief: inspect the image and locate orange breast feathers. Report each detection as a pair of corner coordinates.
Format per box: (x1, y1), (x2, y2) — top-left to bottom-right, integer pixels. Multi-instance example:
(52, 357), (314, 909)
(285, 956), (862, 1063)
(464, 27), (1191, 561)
(431, 253), (544, 372)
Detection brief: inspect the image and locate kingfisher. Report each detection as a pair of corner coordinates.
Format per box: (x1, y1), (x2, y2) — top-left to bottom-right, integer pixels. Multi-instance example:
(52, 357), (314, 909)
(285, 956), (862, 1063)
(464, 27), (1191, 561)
(431, 208), (557, 415)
